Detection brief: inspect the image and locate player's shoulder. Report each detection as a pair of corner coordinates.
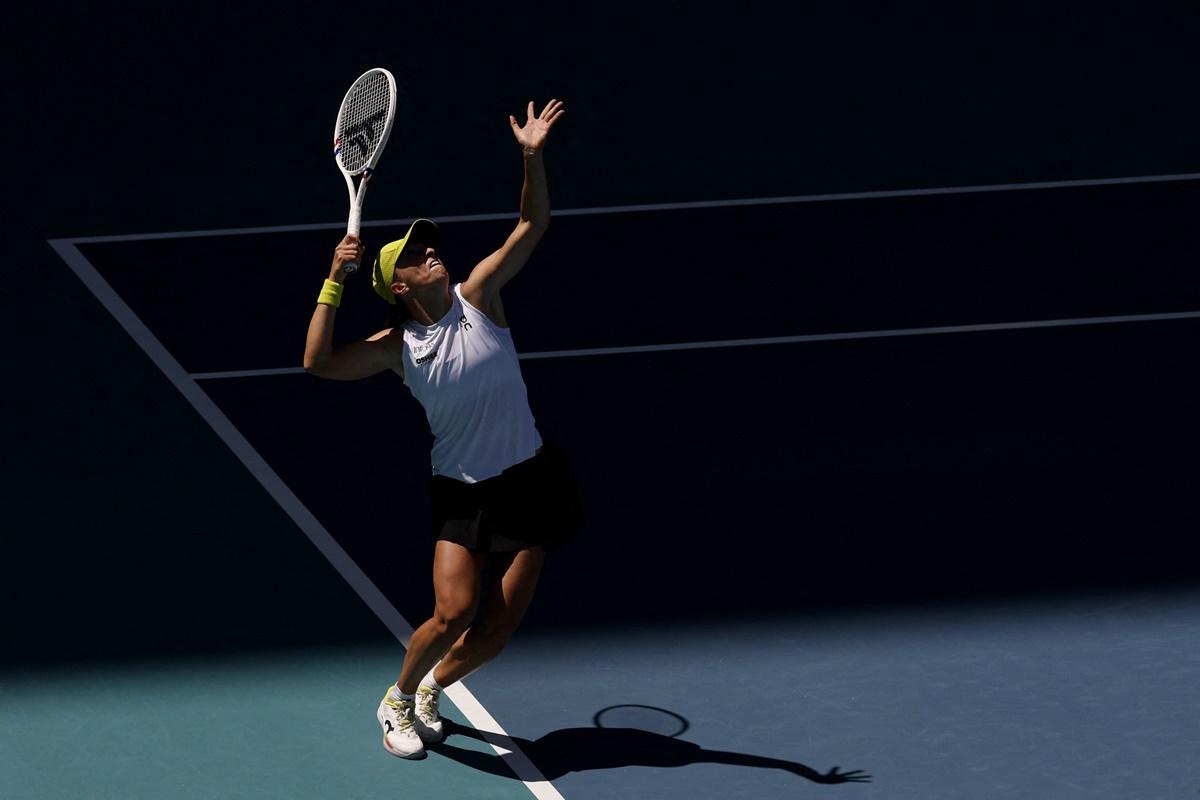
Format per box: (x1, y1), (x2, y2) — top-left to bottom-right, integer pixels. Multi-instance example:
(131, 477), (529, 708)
(366, 326), (407, 378)
(367, 325), (407, 355)
(457, 281), (508, 328)
(366, 325), (405, 342)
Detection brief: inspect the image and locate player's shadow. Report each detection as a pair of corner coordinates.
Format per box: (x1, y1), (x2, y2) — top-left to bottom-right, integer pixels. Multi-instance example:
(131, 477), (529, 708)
(429, 706), (871, 785)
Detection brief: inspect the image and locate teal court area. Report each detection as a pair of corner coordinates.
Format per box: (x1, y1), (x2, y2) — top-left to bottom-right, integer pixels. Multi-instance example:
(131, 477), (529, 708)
(2, 643), (530, 800)
(4, 589), (1198, 799)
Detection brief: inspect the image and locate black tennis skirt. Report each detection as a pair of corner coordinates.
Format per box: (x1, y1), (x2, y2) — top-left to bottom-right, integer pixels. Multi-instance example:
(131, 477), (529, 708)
(431, 439), (584, 554)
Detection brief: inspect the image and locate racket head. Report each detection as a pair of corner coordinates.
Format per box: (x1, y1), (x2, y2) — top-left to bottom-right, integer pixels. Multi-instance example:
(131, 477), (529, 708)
(592, 705), (690, 737)
(333, 68), (397, 176)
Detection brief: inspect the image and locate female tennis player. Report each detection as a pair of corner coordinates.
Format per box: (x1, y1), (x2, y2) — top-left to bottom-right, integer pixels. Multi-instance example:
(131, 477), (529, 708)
(303, 99), (579, 760)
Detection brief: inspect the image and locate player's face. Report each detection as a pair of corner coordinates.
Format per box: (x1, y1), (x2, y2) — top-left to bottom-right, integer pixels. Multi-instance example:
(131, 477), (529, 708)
(392, 239), (447, 290)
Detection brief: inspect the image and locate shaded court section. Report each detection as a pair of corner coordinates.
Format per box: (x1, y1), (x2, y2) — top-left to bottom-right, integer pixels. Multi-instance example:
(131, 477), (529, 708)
(62, 178), (1200, 632)
(196, 318), (1200, 634)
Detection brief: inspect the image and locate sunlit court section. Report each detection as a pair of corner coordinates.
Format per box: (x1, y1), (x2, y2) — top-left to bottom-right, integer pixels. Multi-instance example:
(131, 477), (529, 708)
(0, 642), (534, 800)
(465, 586), (1200, 800)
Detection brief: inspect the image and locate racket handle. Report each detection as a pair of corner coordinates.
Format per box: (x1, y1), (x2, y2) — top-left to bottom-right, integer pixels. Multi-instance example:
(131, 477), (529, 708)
(344, 209), (363, 273)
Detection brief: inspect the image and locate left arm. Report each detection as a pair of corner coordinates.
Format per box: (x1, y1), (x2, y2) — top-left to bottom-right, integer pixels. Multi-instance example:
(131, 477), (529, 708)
(462, 99), (565, 313)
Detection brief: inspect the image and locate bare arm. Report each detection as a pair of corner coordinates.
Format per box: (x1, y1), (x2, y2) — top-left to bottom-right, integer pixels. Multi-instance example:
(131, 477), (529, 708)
(304, 235), (405, 380)
(462, 99), (565, 307)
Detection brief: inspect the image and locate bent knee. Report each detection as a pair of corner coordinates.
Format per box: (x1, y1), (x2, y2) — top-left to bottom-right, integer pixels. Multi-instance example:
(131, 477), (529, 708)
(470, 613), (523, 648)
(433, 603), (476, 635)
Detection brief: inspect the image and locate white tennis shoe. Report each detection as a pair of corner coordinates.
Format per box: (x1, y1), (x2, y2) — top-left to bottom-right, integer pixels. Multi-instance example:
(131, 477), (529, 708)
(414, 685), (445, 742)
(376, 693), (425, 759)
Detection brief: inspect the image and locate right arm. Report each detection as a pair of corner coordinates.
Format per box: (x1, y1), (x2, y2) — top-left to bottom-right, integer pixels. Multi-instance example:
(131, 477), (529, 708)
(304, 235), (405, 380)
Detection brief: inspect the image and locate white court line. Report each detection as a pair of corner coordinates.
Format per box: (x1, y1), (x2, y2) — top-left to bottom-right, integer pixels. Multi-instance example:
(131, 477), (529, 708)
(193, 366), (308, 380)
(188, 309), (1200, 381)
(48, 238), (565, 800)
(63, 171), (1200, 243)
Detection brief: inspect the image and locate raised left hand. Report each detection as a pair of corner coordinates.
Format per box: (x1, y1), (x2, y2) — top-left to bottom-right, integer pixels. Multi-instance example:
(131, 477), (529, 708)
(509, 99), (565, 153)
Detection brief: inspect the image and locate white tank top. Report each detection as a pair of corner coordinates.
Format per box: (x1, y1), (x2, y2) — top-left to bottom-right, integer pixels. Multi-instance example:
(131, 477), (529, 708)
(399, 283), (542, 483)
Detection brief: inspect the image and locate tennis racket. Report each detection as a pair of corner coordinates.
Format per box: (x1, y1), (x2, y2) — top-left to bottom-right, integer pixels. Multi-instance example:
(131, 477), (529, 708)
(333, 67), (397, 273)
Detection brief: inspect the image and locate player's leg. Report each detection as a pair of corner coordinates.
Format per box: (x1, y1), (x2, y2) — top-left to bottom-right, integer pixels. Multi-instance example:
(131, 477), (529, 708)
(410, 546), (544, 739)
(399, 540), (488, 692)
(433, 545), (546, 687)
(378, 540), (485, 757)
(429, 446), (561, 685)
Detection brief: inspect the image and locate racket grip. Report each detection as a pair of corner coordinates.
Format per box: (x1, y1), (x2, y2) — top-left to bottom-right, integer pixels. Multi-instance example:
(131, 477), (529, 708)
(345, 207), (363, 274)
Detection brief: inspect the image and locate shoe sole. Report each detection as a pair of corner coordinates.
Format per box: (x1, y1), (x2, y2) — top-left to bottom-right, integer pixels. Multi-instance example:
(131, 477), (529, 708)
(417, 723), (445, 744)
(377, 704), (427, 759)
(382, 734), (427, 759)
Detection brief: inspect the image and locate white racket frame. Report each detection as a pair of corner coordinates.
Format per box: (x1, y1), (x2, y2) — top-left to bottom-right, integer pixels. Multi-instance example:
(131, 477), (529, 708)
(333, 68), (397, 273)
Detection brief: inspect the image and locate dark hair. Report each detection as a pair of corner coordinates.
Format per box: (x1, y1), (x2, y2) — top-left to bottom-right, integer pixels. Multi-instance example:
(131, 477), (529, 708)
(385, 299), (412, 329)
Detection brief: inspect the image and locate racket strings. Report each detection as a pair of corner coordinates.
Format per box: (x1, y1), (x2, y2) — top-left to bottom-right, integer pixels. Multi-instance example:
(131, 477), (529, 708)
(335, 71), (393, 174)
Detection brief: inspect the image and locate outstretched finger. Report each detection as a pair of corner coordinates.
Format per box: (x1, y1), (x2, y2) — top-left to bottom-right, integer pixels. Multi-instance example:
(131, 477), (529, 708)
(527, 100), (536, 121)
(546, 107), (566, 126)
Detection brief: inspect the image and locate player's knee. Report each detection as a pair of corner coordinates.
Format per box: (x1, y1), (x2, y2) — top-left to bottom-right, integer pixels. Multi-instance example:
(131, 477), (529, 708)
(471, 613), (521, 652)
(433, 601), (476, 636)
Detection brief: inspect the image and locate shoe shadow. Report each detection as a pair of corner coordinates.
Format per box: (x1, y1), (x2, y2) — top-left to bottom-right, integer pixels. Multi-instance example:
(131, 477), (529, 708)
(429, 710), (871, 785)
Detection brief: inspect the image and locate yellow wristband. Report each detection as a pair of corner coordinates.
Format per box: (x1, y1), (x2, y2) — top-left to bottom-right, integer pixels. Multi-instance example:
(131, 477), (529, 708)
(318, 279), (343, 308)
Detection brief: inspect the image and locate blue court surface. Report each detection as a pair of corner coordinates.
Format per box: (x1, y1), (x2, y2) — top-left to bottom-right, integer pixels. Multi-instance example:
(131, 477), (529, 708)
(12, 178), (1200, 799)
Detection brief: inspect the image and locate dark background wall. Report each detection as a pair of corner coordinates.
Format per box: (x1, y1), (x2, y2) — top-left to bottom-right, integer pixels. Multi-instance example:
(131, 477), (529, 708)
(6, 4), (1199, 667)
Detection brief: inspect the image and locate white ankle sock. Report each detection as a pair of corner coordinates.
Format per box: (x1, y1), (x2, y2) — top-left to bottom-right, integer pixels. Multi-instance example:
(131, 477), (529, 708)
(389, 683), (414, 703)
(420, 669), (443, 691)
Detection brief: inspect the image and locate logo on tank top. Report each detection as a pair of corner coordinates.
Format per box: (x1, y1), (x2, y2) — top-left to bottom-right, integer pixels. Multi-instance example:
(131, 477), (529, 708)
(459, 315), (472, 331)
(411, 340), (439, 366)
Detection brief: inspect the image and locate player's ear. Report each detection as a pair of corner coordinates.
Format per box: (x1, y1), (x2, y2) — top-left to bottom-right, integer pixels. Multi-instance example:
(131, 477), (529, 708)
(391, 281), (408, 299)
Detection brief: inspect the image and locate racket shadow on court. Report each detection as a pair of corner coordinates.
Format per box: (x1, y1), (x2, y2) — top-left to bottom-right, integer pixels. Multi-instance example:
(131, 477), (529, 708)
(428, 704), (871, 785)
